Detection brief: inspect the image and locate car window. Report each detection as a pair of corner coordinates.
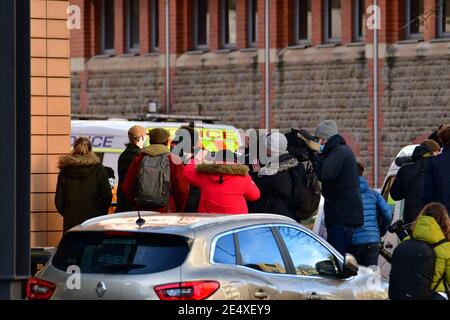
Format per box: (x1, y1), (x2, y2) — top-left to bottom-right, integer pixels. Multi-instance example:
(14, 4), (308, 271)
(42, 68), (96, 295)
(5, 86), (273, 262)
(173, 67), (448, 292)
(52, 232), (190, 274)
(212, 233), (236, 265)
(236, 227), (286, 274)
(277, 226), (339, 277)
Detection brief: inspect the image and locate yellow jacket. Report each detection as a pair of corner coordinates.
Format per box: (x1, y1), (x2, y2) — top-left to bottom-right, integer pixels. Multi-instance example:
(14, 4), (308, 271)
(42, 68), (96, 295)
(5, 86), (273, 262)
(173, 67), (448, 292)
(411, 215), (450, 292)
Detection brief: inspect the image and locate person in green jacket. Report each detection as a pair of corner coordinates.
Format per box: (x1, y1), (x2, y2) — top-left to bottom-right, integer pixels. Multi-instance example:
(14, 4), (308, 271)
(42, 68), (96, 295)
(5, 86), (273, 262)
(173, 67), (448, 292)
(411, 202), (450, 296)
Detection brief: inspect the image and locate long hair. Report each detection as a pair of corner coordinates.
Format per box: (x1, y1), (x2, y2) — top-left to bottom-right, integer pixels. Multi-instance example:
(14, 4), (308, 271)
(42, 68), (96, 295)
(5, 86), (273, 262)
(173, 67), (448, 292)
(414, 202), (450, 241)
(72, 137), (93, 156)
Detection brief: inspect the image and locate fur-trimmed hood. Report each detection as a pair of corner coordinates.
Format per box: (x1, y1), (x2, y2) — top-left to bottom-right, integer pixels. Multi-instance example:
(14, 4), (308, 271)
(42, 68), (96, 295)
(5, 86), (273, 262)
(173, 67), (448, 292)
(141, 144), (170, 157)
(58, 153), (102, 179)
(196, 163), (249, 176)
(259, 155), (300, 176)
(58, 153), (100, 169)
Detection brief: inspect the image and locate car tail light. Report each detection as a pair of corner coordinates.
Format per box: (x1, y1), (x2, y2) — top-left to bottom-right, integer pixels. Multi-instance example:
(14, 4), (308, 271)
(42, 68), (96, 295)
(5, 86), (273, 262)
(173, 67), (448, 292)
(154, 281), (220, 300)
(26, 277), (56, 300)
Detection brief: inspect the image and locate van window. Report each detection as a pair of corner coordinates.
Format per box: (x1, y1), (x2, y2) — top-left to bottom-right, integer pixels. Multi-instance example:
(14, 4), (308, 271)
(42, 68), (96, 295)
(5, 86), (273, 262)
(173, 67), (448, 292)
(52, 232), (190, 274)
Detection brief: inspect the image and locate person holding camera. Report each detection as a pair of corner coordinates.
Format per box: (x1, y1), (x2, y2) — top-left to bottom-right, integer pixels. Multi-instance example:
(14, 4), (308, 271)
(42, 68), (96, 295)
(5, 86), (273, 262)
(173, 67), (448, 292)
(303, 120), (364, 255)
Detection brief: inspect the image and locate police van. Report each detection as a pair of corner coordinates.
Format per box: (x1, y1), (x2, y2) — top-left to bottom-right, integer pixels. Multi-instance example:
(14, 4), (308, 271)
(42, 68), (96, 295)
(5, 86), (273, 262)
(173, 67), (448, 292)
(70, 115), (243, 190)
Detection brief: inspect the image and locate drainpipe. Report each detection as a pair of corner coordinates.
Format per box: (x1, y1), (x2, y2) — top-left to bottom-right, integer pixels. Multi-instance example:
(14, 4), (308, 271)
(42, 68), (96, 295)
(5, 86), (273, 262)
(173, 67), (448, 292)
(264, 0), (270, 130)
(373, 0), (379, 188)
(165, 0), (170, 114)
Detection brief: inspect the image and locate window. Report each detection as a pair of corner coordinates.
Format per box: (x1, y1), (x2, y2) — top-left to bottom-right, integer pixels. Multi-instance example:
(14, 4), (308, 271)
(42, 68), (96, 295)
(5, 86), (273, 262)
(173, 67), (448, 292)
(236, 227), (286, 274)
(101, 0), (115, 53)
(126, 0), (140, 52)
(248, 0), (258, 47)
(150, 0), (159, 50)
(277, 226), (340, 277)
(52, 232), (190, 274)
(354, 0), (366, 41)
(406, 0), (424, 38)
(438, 0), (450, 37)
(324, 0), (342, 43)
(295, 0), (312, 43)
(222, 0), (236, 47)
(193, 0), (209, 49)
(212, 233), (236, 264)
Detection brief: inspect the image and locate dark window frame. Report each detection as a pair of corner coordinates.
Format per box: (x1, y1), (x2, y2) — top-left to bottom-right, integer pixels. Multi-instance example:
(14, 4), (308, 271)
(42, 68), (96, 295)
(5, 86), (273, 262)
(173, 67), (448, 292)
(221, 0), (237, 48)
(126, 0), (140, 53)
(354, 0), (366, 42)
(324, 0), (342, 44)
(438, 0), (450, 38)
(150, 0), (160, 51)
(294, 0), (312, 45)
(405, 0), (425, 39)
(101, 0), (116, 54)
(247, 0), (258, 47)
(193, 0), (209, 50)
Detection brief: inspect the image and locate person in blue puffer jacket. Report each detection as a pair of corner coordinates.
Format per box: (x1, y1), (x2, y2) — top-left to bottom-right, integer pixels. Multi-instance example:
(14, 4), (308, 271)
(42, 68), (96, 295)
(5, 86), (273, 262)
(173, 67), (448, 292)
(350, 162), (393, 267)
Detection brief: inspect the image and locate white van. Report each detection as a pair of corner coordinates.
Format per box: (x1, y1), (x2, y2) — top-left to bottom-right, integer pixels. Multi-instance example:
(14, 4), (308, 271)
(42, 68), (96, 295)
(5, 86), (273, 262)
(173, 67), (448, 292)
(71, 119), (243, 188)
(312, 144), (418, 279)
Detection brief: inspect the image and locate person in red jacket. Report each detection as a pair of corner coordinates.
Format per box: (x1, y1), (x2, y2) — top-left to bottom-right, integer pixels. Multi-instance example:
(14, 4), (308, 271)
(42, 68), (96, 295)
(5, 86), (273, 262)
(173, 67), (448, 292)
(122, 128), (189, 213)
(184, 149), (260, 214)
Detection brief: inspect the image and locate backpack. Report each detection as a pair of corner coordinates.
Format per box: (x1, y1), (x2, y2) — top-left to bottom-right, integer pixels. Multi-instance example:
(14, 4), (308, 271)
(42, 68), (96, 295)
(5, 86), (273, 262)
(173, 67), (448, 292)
(389, 236), (449, 300)
(134, 154), (170, 207)
(290, 161), (321, 221)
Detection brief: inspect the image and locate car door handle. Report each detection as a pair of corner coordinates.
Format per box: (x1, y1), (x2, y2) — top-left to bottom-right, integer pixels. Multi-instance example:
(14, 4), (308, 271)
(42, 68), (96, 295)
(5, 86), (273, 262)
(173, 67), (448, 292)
(254, 290), (269, 299)
(306, 291), (322, 300)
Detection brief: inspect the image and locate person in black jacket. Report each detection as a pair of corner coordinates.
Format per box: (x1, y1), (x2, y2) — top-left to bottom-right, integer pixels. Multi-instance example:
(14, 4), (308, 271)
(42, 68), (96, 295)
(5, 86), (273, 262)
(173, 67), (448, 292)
(254, 132), (305, 220)
(307, 120), (363, 255)
(55, 137), (112, 232)
(116, 125), (146, 213)
(390, 140), (441, 225)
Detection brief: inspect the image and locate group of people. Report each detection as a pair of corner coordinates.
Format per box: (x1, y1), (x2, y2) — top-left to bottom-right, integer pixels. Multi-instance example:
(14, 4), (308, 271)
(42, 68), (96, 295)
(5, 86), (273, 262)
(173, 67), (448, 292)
(54, 120), (450, 299)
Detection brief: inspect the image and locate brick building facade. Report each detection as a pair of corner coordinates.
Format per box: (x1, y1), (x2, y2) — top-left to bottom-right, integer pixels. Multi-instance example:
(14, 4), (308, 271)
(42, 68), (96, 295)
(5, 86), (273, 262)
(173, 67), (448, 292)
(31, 0), (72, 246)
(70, 0), (450, 185)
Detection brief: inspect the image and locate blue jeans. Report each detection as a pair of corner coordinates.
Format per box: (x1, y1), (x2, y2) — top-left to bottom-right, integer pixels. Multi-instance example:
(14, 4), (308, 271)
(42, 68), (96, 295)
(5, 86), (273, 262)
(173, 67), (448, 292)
(327, 225), (355, 256)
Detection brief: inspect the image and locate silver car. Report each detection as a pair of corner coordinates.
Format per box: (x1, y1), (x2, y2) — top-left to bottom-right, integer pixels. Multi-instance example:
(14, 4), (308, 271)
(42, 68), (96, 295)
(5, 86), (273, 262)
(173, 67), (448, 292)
(27, 212), (388, 300)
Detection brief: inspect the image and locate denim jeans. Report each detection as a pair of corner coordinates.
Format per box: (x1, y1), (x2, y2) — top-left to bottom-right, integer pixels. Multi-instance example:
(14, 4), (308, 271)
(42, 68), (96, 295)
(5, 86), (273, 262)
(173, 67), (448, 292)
(350, 243), (380, 267)
(326, 225), (355, 256)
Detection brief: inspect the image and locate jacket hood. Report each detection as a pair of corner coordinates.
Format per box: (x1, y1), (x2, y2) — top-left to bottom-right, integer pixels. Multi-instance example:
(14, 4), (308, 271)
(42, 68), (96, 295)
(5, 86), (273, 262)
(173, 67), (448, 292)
(141, 144), (170, 157)
(412, 145), (434, 160)
(58, 153), (100, 169)
(196, 163), (249, 176)
(323, 134), (346, 155)
(413, 215), (447, 244)
(359, 176), (370, 193)
(259, 154), (300, 177)
(58, 154), (101, 179)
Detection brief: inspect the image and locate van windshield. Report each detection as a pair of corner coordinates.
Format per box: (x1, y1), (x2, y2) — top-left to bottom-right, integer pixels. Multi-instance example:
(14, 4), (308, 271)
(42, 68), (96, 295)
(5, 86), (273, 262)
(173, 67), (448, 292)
(52, 232), (190, 274)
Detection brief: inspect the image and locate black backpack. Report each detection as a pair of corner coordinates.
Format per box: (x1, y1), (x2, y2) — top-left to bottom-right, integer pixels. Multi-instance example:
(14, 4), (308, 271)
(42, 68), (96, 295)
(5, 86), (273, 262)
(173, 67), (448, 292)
(290, 161), (321, 221)
(134, 154), (170, 207)
(389, 236), (449, 300)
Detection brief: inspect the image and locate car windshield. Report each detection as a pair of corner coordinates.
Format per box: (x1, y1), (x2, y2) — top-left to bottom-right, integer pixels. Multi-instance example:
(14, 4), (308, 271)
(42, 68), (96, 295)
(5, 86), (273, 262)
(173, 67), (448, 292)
(52, 231), (190, 274)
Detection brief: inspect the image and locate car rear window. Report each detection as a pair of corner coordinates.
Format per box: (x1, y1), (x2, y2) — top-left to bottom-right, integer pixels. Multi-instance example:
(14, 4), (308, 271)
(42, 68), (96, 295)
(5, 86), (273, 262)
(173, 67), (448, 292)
(52, 231), (190, 274)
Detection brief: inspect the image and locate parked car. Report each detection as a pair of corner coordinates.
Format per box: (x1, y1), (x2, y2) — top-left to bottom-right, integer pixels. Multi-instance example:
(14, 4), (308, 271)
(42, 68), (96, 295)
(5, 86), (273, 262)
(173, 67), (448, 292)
(27, 212), (388, 300)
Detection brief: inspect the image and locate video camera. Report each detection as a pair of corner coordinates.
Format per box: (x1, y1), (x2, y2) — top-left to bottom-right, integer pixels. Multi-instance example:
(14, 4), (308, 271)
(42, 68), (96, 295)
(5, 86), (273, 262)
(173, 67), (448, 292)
(387, 219), (413, 241)
(285, 128), (318, 162)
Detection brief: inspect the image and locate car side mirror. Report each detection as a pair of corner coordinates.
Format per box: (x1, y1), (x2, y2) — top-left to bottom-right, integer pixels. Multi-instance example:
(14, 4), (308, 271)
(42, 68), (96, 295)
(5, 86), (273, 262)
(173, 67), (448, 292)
(315, 260), (338, 277)
(341, 253), (359, 278)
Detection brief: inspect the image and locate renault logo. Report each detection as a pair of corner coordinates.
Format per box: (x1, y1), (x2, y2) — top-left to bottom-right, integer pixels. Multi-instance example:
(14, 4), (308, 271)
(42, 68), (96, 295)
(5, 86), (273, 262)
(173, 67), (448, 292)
(96, 281), (106, 298)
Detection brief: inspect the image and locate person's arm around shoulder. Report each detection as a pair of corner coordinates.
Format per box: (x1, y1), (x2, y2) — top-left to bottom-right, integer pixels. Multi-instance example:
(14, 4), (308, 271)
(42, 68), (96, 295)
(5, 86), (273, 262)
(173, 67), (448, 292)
(315, 147), (347, 181)
(375, 190), (393, 225)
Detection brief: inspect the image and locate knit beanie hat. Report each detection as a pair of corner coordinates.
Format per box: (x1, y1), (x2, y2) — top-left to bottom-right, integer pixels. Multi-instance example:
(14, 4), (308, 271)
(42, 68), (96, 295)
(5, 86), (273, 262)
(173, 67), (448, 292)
(149, 128), (170, 145)
(315, 120), (339, 140)
(265, 132), (288, 154)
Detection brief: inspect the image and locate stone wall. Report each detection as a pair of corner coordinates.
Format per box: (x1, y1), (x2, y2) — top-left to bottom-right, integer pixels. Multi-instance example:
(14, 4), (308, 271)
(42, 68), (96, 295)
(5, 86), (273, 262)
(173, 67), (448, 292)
(172, 62), (263, 129)
(382, 54), (450, 172)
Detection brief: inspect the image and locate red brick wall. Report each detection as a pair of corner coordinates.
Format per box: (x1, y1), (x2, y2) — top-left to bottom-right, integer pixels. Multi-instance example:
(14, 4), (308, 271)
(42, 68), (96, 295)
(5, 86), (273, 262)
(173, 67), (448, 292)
(312, 0), (325, 45)
(115, 0), (126, 54)
(139, 0), (150, 54)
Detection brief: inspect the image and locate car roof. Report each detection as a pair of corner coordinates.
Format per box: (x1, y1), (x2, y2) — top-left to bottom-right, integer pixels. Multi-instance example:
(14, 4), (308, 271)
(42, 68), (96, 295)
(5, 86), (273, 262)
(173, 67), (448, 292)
(69, 212), (300, 238)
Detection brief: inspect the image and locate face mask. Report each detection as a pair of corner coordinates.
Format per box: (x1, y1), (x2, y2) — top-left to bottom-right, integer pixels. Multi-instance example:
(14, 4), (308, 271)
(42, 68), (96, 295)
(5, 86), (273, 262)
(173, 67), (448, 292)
(320, 144), (325, 153)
